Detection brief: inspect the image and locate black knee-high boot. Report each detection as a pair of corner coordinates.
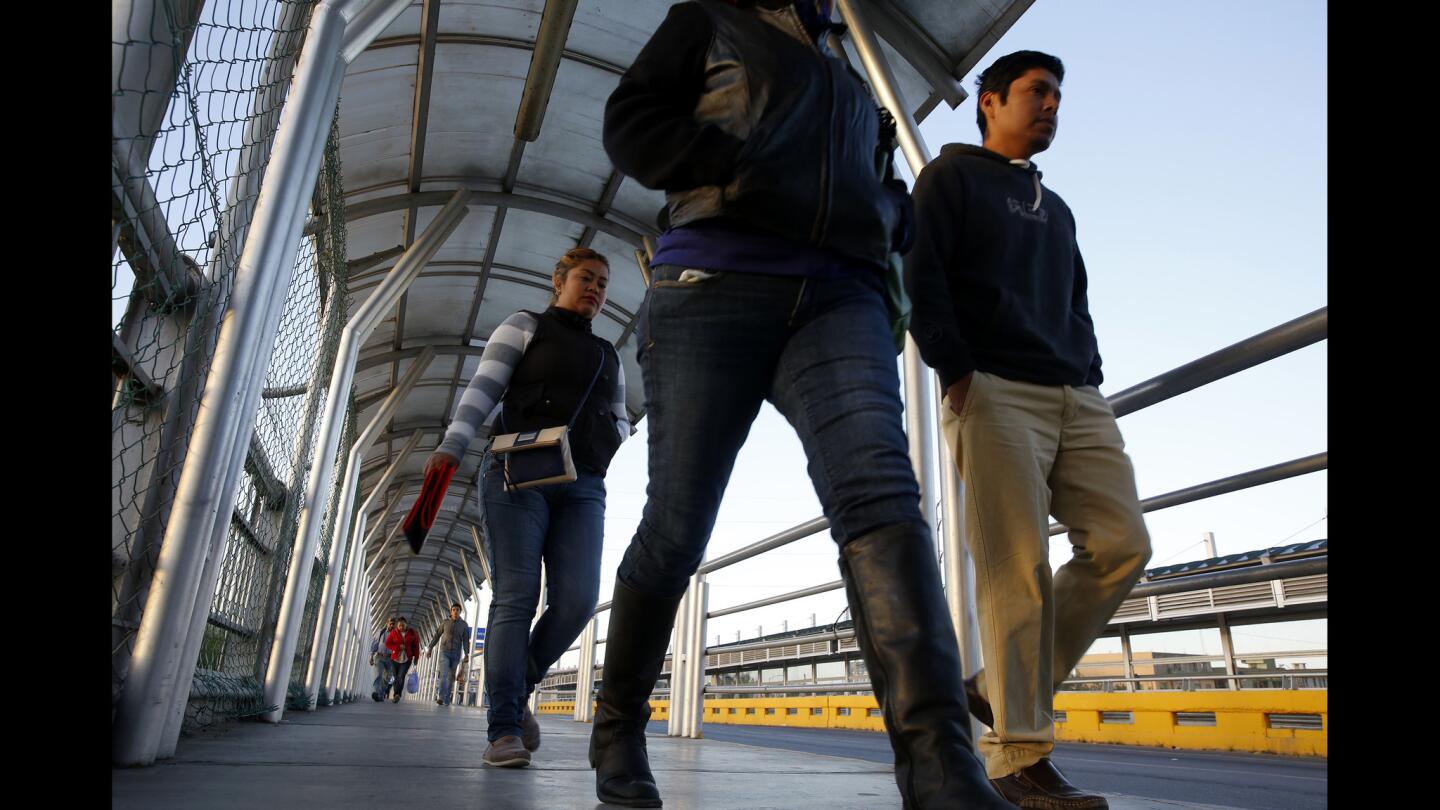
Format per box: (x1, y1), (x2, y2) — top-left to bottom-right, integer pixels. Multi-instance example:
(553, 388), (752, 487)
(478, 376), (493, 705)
(588, 579), (684, 808)
(839, 522), (1017, 809)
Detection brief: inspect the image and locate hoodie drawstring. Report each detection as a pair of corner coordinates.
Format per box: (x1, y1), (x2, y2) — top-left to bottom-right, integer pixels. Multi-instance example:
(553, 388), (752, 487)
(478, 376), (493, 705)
(1008, 158), (1044, 211)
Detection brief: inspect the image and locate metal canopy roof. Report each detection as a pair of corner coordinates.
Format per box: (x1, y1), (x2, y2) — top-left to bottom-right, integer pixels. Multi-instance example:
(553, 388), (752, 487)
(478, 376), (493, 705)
(336, 0), (1034, 628)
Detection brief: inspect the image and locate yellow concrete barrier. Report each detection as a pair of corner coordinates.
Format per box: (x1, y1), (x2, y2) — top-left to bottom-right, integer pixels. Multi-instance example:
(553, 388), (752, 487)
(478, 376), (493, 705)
(1051, 691), (1326, 757)
(538, 691), (1325, 757)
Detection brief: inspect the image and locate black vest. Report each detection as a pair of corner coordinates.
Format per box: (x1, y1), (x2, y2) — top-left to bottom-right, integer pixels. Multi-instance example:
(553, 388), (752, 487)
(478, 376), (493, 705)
(497, 307), (623, 475)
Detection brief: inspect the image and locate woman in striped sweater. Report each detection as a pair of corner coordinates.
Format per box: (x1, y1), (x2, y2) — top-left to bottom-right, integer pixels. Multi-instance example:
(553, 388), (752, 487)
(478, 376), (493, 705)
(423, 247), (631, 768)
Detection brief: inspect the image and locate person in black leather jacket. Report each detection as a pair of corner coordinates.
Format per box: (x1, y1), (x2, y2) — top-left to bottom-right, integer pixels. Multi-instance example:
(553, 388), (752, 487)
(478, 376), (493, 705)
(587, 3), (1013, 808)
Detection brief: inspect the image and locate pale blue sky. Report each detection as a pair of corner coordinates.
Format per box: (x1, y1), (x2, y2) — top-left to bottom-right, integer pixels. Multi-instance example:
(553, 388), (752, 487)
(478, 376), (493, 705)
(530, 0), (1329, 668)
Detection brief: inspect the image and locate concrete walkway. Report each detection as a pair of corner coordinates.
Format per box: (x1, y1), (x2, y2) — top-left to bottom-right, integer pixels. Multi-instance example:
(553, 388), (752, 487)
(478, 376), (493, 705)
(112, 700), (1243, 809)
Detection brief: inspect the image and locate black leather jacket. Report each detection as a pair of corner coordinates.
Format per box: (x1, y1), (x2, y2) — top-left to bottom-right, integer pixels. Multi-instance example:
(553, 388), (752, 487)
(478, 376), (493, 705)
(603, 0), (907, 270)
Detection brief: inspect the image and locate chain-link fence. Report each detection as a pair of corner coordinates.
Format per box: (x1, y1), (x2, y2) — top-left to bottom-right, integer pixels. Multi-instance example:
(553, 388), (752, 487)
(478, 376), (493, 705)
(113, 0), (364, 734)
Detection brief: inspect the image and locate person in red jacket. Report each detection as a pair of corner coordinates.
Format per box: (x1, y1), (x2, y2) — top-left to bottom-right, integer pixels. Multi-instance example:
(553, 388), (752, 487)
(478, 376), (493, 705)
(384, 616), (421, 703)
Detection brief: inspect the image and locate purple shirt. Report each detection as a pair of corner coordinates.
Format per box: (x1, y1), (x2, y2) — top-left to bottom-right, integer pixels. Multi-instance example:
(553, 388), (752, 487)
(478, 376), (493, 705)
(650, 218), (871, 280)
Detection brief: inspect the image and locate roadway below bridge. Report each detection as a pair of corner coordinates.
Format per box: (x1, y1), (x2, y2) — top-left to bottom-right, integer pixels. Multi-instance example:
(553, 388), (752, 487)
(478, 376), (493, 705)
(671, 721), (1327, 810)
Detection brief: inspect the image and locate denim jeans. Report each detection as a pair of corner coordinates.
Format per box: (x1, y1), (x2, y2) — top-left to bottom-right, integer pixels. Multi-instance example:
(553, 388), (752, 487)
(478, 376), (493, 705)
(617, 265), (922, 597)
(390, 659), (412, 698)
(434, 649), (464, 704)
(481, 453), (606, 741)
(372, 656), (394, 696)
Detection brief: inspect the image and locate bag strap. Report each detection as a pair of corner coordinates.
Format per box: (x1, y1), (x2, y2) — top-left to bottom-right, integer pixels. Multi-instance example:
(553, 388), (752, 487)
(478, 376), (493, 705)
(564, 343), (608, 430)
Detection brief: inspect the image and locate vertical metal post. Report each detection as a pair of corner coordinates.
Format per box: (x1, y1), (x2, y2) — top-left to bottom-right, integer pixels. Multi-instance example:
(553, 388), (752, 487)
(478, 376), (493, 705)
(322, 430), (422, 701)
(667, 584), (692, 737)
(322, 517), (362, 703)
(470, 526), (494, 709)
(268, 188), (466, 720)
(1217, 614), (1238, 690)
(833, 0), (939, 549)
(1119, 625), (1135, 692)
(687, 577), (709, 738)
(336, 519), (370, 701)
(837, 0), (995, 742)
(112, 0), (206, 167)
(459, 553), (481, 707)
(573, 615), (597, 722)
(529, 568), (548, 714)
(112, 0), (351, 767)
(470, 595), (482, 707)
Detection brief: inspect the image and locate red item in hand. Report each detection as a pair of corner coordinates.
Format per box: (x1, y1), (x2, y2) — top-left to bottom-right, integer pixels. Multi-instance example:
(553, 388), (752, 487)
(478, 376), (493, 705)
(402, 462), (458, 553)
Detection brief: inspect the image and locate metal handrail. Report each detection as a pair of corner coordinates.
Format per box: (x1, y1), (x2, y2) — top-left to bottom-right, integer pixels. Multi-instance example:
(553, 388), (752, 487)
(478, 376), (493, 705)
(1107, 308), (1326, 418)
(708, 580), (845, 619)
(1130, 557), (1325, 598)
(554, 308), (1327, 732)
(697, 517), (832, 576)
(1050, 452), (1327, 535)
(541, 669), (1328, 703)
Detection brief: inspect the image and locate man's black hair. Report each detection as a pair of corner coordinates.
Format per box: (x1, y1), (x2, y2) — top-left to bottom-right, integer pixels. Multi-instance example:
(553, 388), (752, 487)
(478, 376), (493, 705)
(451, 602), (462, 610)
(974, 50), (1065, 137)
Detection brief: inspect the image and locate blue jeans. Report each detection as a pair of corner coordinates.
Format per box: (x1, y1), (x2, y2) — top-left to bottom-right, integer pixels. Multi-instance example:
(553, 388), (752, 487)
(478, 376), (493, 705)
(481, 454), (607, 741)
(391, 659), (411, 698)
(434, 649), (463, 704)
(372, 656), (394, 696)
(617, 265), (922, 597)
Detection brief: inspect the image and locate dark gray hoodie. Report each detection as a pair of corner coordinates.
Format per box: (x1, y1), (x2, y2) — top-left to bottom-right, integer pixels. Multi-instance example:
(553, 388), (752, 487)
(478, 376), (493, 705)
(903, 143), (1102, 389)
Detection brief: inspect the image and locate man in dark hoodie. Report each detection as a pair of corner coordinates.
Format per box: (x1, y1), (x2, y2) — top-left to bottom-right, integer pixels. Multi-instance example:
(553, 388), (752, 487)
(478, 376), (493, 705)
(592, 2), (1012, 809)
(905, 51), (1153, 810)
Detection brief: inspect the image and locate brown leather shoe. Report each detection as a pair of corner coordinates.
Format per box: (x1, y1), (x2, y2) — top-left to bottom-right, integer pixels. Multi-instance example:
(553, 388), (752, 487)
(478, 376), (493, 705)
(483, 736), (531, 768)
(965, 674), (994, 728)
(990, 759), (1107, 810)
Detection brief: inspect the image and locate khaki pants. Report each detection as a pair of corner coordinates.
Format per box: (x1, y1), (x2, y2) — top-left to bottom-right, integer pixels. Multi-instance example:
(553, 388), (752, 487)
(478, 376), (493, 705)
(940, 372), (1152, 779)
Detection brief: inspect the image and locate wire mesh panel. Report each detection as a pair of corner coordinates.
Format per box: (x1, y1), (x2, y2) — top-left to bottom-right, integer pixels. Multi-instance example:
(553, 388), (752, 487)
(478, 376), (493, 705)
(183, 115), (355, 731)
(112, 0), (318, 719)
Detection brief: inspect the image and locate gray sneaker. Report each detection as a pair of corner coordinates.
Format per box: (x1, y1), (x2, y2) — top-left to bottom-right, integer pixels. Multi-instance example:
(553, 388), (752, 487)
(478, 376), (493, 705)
(483, 735), (531, 768)
(521, 705), (541, 751)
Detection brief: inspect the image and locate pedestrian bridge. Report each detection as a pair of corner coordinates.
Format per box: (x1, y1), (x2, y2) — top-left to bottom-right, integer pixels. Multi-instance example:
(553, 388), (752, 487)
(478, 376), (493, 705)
(112, 703), (1326, 809)
(112, 0), (1327, 806)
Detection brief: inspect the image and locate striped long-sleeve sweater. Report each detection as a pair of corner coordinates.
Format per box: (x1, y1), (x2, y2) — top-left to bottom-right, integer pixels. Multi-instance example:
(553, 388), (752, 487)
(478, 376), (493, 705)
(435, 310), (630, 460)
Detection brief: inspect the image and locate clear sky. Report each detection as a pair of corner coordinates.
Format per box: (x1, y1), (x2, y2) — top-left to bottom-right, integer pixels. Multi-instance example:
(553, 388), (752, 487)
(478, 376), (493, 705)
(490, 0), (1329, 672)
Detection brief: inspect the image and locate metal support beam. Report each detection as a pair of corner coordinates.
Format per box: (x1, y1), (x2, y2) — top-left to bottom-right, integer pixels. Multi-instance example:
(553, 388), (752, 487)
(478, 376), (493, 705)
(1119, 625), (1135, 692)
(834, 0), (939, 559)
(156, 269), (351, 755)
(858, 0), (967, 109)
(1217, 614), (1239, 690)
(335, 188), (646, 246)
(514, 0), (581, 142)
(706, 580), (843, 619)
(110, 0), (313, 756)
(1049, 453), (1328, 536)
(303, 355), (434, 706)
(263, 188), (469, 721)
(573, 615), (597, 722)
(1108, 308), (1327, 418)
(1128, 557), (1327, 598)
(113, 0), (359, 767)
(667, 583), (692, 738)
(686, 577), (708, 738)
